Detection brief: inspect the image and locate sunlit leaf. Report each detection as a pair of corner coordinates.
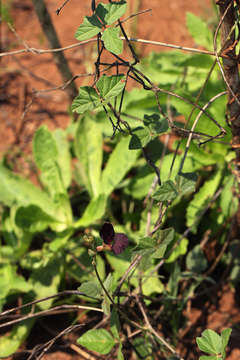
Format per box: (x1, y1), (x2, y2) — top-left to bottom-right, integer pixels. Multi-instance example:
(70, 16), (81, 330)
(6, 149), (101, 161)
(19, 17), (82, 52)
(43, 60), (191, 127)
(153, 180), (178, 202)
(96, 1), (127, 25)
(102, 27), (123, 54)
(77, 329), (115, 355)
(72, 86), (101, 114)
(96, 74), (125, 100)
(75, 15), (102, 41)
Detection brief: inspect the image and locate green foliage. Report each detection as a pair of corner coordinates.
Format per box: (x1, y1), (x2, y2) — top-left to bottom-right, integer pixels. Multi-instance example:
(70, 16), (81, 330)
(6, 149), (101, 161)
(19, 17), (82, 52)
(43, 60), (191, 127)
(75, 1), (127, 54)
(186, 12), (213, 50)
(0, 3), (237, 359)
(101, 27), (123, 55)
(77, 328), (115, 355)
(72, 75), (125, 114)
(196, 328), (232, 360)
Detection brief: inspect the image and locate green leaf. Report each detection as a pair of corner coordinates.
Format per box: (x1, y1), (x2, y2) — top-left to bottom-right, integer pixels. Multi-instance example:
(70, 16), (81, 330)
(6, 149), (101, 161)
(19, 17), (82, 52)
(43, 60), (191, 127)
(125, 166), (155, 199)
(96, 74), (125, 100)
(74, 116), (103, 197)
(129, 126), (151, 149)
(175, 172), (197, 195)
(110, 308), (120, 340)
(101, 136), (140, 196)
(74, 194), (107, 228)
(152, 228), (175, 258)
(133, 228), (174, 259)
(96, 1), (127, 25)
(166, 238), (189, 263)
(143, 114), (169, 134)
(53, 129), (72, 189)
(186, 170), (222, 233)
(102, 27), (123, 55)
(50, 193), (73, 232)
(199, 356), (218, 360)
(33, 126), (66, 196)
(153, 180), (179, 202)
(39, 159), (66, 196)
(196, 329), (222, 355)
(15, 205), (58, 232)
(33, 126), (58, 170)
(0, 320), (34, 357)
(75, 15), (102, 41)
(0, 264), (32, 304)
(29, 255), (62, 310)
(78, 281), (102, 299)
(77, 329), (115, 355)
(72, 86), (101, 114)
(0, 164), (57, 217)
(221, 328), (232, 355)
(220, 175), (238, 217)
(117, 343), (124, 360)
(186, 245), (208, 273)
(186, 12), (212, 50)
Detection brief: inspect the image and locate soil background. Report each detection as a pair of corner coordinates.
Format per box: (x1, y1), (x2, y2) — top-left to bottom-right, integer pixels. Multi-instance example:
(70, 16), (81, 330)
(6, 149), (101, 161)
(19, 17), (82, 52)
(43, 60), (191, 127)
(1, 0), (240, 359)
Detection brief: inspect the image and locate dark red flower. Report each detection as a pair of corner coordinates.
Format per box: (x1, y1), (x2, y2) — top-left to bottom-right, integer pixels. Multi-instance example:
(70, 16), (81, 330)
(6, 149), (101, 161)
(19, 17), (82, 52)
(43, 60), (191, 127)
(99, 222), (129, 255)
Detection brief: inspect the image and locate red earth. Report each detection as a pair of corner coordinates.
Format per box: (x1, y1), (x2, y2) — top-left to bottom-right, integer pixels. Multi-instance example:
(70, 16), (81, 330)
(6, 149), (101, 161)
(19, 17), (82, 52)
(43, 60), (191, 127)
(1, 0), (240, 359)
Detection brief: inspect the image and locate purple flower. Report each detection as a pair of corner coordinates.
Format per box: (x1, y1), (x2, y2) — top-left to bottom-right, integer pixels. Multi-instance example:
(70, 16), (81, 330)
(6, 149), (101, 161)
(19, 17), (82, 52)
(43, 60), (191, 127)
(99, 222), (129, 255)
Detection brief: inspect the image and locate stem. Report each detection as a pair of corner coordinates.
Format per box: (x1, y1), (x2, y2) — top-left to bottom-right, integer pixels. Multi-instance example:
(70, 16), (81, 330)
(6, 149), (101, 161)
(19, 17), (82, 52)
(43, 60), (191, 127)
(93, 256), (114, 304)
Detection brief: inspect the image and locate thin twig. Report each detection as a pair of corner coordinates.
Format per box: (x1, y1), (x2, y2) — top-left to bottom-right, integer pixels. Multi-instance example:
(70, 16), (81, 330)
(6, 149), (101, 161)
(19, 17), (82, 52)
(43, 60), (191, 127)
(0, 304), (102, 330)
(56, 0), (71, 15)
(135, 295), (183, 359)
(0, 37), (223, 58)
(27, 324), (83, 360)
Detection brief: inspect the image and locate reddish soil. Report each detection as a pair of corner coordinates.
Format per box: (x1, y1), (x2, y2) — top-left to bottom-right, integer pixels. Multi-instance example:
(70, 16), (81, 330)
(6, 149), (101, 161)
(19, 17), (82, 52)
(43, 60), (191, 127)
(1, 0), (240, 359)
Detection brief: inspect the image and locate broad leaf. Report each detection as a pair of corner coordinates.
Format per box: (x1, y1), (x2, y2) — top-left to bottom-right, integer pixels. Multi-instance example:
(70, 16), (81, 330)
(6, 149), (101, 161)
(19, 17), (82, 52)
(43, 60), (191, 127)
(74, 194), (107, 228)
(220, 175), (238, 217)
(53, 129), (72, 189)
(0, 264), (32, 305)
(186, 245), (208, 273)
(153, 180), (178, 202)
(15, 205), (58, 233)
(77, 329), (115, 355)
(74, 116), (103, 197)
(101, 135), (140, 196)
(166, 238), (189, 263)
(75, 15), (102, 41)
(124, 166), (155, 199)
(0, 164), (57, 217)
(196, 329), (222, 355)
(133, 228), (174, 259)
(96, 1), (127, 25)
(33, 126), (66, 196)
(221, 328), (232, 355)
(39, 159), (66, 196)
(72, 86), (101, 114)
(102, 27), (123, 55)
(175, 172), (197, 195)
(110, 308), (120, 340)
(78, 281), (102, 299)
(33, 126), (57, 170)
(29, 255), (62, 310)
(186, 170), (222, 233)
(186, 12), (212, 50)
(143, 114), (168, 134)
(129, 126), (151, 149)
(96, 74), (125, 100)
(0, 320), (34, 357)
